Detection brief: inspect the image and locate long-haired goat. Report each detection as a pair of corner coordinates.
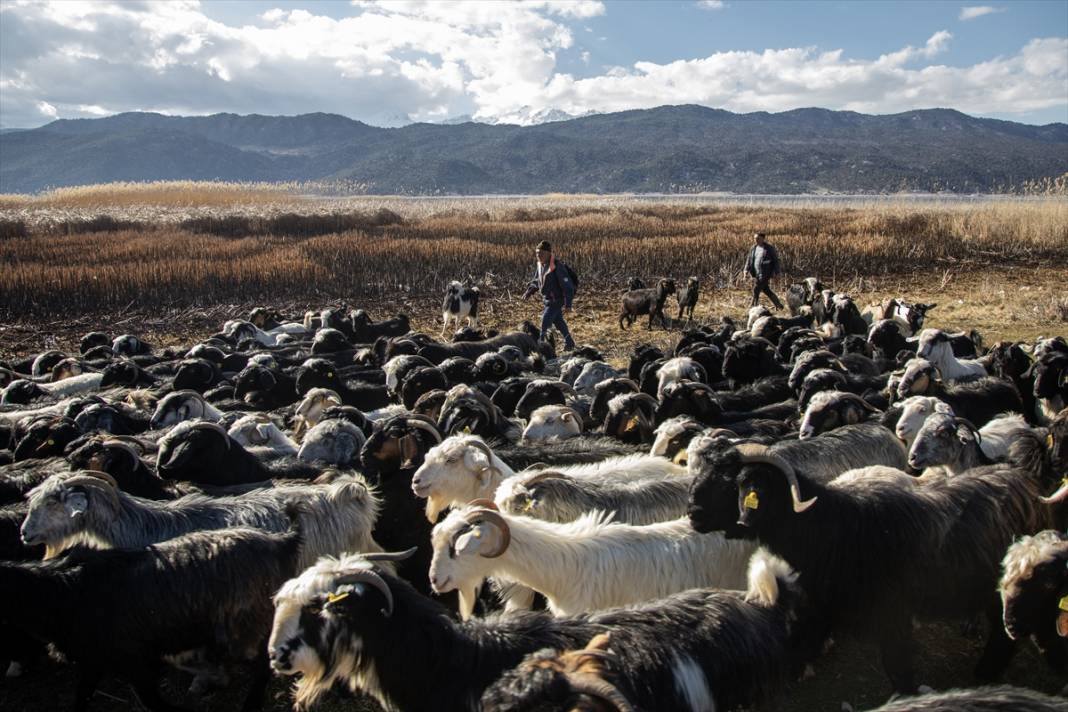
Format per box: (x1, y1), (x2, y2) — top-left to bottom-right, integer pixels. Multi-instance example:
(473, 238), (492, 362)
(687, 440), (1051, 693)
(999, 530), (1068, 676)
(21, 471), (380, 567)
(429, 502), (755, 618)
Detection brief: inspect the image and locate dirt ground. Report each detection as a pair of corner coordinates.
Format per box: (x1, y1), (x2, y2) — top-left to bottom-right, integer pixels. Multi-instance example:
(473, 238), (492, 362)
(1, 265), (1065, 363)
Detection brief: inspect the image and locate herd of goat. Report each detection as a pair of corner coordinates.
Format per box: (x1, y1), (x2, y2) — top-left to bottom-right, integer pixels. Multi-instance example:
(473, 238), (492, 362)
(0, 280), (1066, 712)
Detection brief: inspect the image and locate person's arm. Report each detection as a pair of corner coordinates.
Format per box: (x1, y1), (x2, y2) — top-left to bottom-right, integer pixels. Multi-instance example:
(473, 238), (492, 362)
(523, 266), (538, 299)
(744, 247), (755, 277)
(553, 266), (575, 310)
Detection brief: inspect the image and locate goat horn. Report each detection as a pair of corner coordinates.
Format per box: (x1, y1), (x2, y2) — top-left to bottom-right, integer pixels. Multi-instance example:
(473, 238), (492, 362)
(191, 421), (232, 448)
(521, 471), (570, 488)
(466, 438), (503, 478)
(461, 507), (511, 558)
(332, 569), (396, 617)
(103, 435), (145, 454)
(361, 547), (418, 563)
(404, 418), (443, 443)
(735, 443), (817, 513)
(1040, 478), (1068, 505)
(952, 416), (982, 442)
(101, 438), (143, 463)
(466, 498), (499, 510)
(562, 673), (635, 712)
(631, 393), (659, 410)
(64, 470), (120, 508)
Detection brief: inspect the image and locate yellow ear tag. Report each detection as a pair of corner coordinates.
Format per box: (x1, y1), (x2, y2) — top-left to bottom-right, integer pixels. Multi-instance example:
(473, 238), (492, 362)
(523, 499), (535, 513)
(1059, 595), (1068, 613)
(1048, 433), (1054, 449)
(744, 491), (760, 510)
(472, 530), (481, 538)
(326, 590), (350, 605)
(626, 415), (640, 431)
(462, 426), (472, 435)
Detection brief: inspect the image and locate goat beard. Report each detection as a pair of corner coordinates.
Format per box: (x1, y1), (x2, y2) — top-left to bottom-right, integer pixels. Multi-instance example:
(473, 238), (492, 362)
(424, 494), (447, 524)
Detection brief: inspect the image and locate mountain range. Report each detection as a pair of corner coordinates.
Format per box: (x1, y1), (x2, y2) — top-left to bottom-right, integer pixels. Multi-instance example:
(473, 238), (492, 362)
(1, 105), (1065, 194)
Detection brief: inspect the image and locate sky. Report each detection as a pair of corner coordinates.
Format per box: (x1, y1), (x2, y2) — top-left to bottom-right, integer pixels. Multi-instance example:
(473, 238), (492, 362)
(1, 0), (1066, 129)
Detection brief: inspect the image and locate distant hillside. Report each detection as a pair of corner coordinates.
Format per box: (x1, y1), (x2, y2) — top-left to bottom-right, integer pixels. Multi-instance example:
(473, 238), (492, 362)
(2, 106), (1065, 194)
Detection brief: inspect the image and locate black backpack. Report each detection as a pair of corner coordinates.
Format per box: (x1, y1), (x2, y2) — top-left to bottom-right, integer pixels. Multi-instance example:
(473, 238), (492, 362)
(559, 261), (580, 293)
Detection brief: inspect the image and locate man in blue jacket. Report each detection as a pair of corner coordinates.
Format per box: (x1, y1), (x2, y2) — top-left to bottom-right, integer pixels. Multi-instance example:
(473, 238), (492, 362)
(744, 232), (784, 310)
(523, 240), (576, 351)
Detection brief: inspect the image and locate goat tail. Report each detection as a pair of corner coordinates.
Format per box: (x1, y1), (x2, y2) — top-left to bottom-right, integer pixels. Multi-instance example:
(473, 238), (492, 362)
(744, 548), (797, 607)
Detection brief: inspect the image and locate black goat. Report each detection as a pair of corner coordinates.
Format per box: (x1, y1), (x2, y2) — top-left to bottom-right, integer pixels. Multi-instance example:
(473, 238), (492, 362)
(619, 279), (675, 330)
(350, 310), (411, 343)
(294, 358), (390, 411)
(0, 522), (302, 712)
(676, 276), (700, 322)
(688, 438), (1050, 693)
(999, 530), (1068, 677)
(418, 331), (544, 365)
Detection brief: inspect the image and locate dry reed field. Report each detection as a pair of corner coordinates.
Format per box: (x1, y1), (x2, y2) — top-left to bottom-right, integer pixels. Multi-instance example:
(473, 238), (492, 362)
(1, 186), (1066, 359)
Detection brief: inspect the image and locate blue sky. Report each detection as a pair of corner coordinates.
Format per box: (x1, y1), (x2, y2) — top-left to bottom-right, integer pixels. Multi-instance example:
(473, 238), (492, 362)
(2, 0), (1066, 127)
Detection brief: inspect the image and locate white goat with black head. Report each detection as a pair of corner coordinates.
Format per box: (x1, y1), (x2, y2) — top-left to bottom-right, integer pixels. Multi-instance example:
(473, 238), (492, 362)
(429, 502), (755, 619)
(915, 328), (989, 382)
(442, 281), (480, 337)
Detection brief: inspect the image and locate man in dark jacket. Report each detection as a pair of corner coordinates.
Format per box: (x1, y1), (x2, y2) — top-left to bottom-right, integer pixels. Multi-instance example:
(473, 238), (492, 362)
(743, 232), (784, 309)
(523, 240), (576, 351)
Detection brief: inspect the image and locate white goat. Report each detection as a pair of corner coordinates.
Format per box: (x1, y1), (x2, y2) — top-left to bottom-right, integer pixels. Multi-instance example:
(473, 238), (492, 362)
(228, 414), (299, 456)
(915, 329), (988, 382)
(573, 362), (619, 396)
(521, 405), (582, 443)
(292, 388), (343, 441)
(429, 504), (756, 619)
(895, 396), (954, 447)
(657, 357), (704, 400)
(410, 434), (685, 523)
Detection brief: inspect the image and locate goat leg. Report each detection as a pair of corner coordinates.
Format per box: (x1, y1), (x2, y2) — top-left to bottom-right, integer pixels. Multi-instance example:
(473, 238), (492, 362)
(973, 602), (1018, 682)
(875, 610), (919, 694)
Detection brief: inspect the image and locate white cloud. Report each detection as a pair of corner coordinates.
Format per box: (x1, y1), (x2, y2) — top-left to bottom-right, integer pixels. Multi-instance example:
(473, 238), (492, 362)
(0, 1), (1063, 129)
(697, 0), (725, 9)
(960, 6), (1004, 21)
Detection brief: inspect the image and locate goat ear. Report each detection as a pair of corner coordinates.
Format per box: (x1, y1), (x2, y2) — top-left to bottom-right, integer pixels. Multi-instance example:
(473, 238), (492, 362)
(561, 411), (574, 423)
(256, 423), (273, 441)
(454, 529), (483, 556)
(64, 491), (88, 518)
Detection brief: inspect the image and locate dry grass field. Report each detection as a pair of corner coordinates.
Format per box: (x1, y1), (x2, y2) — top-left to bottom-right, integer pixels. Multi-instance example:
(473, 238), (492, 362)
(0, 186), (1066, 711)
(1, 186), (1066, 358)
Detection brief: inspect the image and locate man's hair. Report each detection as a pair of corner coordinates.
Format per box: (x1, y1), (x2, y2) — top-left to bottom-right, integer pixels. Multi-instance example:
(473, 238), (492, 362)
(755, 233), (766, 239)
(537, 240), (552, 252)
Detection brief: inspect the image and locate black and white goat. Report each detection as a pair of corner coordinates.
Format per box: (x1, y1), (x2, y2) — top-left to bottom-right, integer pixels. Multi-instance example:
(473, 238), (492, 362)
(482, 551), (812, 712)
(441, 281), (480, 337)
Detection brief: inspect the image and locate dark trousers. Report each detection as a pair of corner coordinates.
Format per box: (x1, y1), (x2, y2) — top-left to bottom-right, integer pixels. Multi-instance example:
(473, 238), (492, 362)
(751, 277), (783, 309)
(540, 302), (575, 349)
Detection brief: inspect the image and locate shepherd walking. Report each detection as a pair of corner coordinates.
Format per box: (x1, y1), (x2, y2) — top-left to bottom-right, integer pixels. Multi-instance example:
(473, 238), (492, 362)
(744, 232), (784, 310)
(523, 240), (577, 352)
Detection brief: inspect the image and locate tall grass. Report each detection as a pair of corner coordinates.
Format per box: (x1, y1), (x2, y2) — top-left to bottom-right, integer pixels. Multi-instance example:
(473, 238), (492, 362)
(1, 199), (1064, 317)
